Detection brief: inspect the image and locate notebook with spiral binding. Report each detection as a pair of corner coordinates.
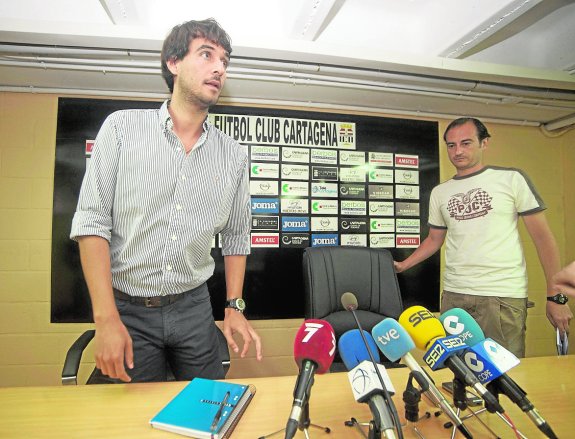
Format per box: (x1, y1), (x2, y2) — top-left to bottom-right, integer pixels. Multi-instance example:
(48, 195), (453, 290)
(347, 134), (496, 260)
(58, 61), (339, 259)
(150, 378), (256, 438)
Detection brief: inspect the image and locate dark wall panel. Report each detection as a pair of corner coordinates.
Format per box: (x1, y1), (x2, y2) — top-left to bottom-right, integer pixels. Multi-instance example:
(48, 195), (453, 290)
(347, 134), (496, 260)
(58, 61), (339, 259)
(52, 97), (440, 323)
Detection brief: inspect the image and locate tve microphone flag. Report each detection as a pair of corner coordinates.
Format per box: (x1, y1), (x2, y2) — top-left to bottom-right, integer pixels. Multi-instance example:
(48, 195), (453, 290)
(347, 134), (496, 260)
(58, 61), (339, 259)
(372, 318), (473, 439)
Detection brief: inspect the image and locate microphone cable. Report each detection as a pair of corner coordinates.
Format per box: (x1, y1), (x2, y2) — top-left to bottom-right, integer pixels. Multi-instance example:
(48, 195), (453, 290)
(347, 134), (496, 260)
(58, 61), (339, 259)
(342, 292), (404, 439)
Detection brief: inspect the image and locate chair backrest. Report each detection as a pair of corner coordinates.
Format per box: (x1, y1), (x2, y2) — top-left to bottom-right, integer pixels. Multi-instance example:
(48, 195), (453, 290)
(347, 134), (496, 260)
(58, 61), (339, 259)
(303, 246), (404, 364)
(62, 327), (231, 385)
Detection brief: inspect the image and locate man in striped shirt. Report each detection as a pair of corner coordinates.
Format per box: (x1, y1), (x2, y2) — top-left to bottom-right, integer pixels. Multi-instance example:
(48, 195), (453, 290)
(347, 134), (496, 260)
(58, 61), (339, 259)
(71, 19), (262, 383)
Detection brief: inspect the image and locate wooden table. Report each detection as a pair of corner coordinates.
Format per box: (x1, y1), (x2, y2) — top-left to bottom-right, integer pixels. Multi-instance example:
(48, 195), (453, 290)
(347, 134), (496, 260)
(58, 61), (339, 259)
(0, 356), (573, 438)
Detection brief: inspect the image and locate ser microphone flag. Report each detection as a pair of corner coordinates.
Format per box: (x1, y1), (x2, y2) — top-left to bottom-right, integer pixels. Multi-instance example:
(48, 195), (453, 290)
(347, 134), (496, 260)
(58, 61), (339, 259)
(439, 308), (521, 383)
(399, 306), (504, 414)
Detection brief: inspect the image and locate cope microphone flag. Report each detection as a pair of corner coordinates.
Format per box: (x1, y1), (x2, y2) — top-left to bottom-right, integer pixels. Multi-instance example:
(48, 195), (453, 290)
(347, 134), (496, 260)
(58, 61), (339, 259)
(440, 309), (520, 384)
(399, 306), (504, 414)
(372, 318), (473, 439)
(285, 319), (335, 439)
(439, 308), (558, 439)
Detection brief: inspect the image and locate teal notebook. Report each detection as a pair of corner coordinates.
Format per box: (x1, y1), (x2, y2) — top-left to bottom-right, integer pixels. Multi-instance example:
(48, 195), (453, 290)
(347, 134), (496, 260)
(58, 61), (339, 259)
(150, 378), (256, 439)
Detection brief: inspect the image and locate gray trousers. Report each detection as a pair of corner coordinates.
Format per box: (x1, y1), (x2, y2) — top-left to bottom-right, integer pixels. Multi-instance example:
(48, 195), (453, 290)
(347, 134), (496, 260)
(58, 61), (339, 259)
(88, 283), (224, 383)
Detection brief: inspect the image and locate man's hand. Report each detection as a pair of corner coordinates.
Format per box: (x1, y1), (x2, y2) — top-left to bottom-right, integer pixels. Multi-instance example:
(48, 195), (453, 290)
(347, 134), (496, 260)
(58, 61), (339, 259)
(546, 301), (573, 336)
(394, 260), (405, 273)
(223, 309), (263, 361)
(94, 316), (133, 382)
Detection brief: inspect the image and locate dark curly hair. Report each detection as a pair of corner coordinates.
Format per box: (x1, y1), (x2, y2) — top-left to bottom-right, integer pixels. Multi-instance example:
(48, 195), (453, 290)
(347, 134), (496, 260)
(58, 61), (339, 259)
(161, 18), (232, 93)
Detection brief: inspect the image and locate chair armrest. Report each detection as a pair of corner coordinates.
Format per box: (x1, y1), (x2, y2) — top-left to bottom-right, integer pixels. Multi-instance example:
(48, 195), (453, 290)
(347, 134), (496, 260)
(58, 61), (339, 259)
(62, 330), (95, 385)
(216, 327), (231, 377)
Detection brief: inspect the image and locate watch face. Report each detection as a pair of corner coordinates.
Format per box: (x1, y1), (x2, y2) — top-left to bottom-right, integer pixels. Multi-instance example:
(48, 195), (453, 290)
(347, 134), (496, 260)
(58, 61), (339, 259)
(227, 298), (246, 311)
(235, 298), (246, 310)
(549, 293), (568, 304)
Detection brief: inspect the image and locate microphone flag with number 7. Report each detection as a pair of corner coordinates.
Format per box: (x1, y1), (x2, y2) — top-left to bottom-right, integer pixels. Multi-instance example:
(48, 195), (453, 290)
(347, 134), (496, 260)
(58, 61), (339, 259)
(285, 319), (336, 439)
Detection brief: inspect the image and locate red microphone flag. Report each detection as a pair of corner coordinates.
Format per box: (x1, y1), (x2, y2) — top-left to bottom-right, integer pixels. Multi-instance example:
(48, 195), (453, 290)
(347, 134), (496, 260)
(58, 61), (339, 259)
(293, 319), (336, 374)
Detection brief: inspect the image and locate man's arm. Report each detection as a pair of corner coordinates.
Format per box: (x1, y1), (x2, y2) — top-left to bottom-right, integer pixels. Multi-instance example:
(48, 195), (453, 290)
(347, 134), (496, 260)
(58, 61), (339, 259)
(394, 227), (447, 273)
(552, 261), (575, 298)
(78, 236), (133, 381)
(222, 254), (263, 361)
(522, 211), (573, 334)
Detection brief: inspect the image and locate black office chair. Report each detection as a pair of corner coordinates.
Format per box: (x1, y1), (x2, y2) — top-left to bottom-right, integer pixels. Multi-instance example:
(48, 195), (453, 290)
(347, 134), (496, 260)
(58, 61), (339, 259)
(303, 246), (404, 370)
(61, 326), (231, 385)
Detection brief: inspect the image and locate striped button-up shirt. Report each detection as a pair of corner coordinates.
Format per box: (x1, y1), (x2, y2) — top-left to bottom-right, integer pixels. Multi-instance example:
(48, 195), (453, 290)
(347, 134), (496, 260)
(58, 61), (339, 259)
(71, 101), (251, 297)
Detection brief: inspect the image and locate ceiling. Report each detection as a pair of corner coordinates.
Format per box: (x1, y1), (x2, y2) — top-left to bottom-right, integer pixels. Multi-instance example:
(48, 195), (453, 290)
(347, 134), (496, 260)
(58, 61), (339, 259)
(1, 0), (575, 130)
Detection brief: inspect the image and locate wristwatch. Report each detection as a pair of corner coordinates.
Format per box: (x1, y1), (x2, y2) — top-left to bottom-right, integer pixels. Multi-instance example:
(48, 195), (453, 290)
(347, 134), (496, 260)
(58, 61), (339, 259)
(225, 298), (246, 313)
(547, 293), (569, 305)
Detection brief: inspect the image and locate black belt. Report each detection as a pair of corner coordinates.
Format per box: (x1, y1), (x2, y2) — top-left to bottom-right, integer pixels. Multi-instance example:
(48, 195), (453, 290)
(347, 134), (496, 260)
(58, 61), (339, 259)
(113, 288), (188, 308)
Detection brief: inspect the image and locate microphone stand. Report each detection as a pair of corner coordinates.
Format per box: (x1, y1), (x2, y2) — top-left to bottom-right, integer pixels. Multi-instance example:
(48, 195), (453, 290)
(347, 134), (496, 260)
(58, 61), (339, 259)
(452, 409), (528, 439)
(445, 378), (501, 439)
(486, 379), (558, 439)
(401, 372), (432, 439)
(258, 376), (331, 439)
(487, 381), (557, 439)
(343, 414), (382, 439)
(345, 305), (404, 439)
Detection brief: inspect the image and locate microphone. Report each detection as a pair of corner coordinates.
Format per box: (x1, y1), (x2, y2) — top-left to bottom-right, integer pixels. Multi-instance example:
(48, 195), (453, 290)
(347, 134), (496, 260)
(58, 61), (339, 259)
(440, 308), (558, 439)
(399, 306), (504, 414)
(340, 292), (403, 439)
(372, 318), (473, 439)
(286, 319), (336, 439)
(339, 328), (383, 370)
(439, 308), (520, 383)
(464, 339), (520, 385)
(339, 330), (397, 439)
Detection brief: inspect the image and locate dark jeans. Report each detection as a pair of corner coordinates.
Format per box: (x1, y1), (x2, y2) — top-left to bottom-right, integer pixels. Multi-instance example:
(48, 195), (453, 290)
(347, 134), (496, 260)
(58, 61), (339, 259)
(88, 283), (224, 383)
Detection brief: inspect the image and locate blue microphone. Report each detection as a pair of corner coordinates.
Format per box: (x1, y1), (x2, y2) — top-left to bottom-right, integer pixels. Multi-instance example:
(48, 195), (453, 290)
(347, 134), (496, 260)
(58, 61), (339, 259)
(338, 329), (397, 439)
(339, 329), (381, 369)
(462, 339), (520, 384)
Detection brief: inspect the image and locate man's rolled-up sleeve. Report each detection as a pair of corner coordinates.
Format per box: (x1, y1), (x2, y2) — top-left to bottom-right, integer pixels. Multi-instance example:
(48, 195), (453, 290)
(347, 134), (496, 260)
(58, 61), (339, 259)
(220, 155), (251, 256)
(70, 114), (120, 243)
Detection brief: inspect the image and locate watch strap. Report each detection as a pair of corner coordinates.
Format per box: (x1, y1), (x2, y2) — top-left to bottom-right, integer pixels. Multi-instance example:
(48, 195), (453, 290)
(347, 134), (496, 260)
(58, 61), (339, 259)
(547, 293), (568, 305)
(225, 298), (246, 312)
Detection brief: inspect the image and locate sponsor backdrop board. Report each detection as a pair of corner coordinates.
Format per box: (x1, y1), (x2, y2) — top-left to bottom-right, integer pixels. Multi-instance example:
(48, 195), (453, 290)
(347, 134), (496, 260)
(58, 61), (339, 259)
(52, 98), (439, 322)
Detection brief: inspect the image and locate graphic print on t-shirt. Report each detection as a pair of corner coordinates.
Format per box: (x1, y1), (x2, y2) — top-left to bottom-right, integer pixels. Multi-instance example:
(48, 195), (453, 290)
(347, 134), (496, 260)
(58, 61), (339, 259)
(447, 188), (492, 221)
